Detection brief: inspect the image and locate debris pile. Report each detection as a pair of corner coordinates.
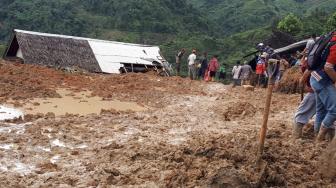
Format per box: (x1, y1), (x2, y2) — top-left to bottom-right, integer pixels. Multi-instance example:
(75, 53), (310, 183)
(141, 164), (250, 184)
(0, 60), (335, 187)
(277, 67), (302, 94)
(0, 60), (203, 108)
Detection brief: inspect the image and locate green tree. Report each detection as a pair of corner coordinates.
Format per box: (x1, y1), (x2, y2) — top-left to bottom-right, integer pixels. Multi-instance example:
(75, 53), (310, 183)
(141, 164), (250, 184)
(0, 44), (5, 57)
(326, 12), (336, 32)
(277, 13), (303, 35)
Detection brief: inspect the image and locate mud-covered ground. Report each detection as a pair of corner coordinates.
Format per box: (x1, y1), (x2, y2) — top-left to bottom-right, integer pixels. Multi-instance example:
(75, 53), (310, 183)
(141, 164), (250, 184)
(0, 61), (335, 187)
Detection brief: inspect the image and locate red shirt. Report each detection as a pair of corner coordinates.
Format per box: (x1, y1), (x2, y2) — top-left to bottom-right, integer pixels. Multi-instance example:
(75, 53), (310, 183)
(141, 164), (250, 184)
(208, 58), (219, 72)
(256, 59), (266, 75)
(327, 34), (336, 64)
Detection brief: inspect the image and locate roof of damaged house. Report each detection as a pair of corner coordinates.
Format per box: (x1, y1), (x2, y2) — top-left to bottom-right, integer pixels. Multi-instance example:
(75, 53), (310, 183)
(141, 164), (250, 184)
(274, 39), (308, 55)
(4, 29), (165, 74)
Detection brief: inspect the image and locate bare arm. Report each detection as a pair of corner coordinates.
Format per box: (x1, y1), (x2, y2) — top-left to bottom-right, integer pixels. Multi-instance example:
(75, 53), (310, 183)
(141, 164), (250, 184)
(324, 63), (336, 82)
(300, 69), (311, 85)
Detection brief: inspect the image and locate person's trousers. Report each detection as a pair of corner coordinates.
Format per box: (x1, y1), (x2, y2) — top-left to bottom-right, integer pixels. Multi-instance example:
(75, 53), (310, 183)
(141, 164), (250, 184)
(188, 65), (196, 80)
(198, 68), (206, 78)
(310, 77), (336, 131)
(176, 62), (181, 76)
(294, 92), (316, 126)
(232, 79), (241, 86)
(256, 74), (267, 87)
(242, 79), (250, 85)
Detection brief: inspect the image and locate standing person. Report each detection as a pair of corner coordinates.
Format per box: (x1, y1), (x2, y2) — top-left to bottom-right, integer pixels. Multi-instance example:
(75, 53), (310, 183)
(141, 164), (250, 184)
(232, 61), (242, 87)
(274, 58), (290, 90)
(293, 59), (316, 139)
(198, 52), (208, 79)
(188, 49), (197, 80)
(175, 48), (185, 76)
(278, 58), (289, 80)
(256, 53), (267, 87)
(208, 55), (220, 82)
(218, 64), (226, 81)
(303, 34), (317, 55)
(309, 32), (336, 142)
(240, 61), (253, 85)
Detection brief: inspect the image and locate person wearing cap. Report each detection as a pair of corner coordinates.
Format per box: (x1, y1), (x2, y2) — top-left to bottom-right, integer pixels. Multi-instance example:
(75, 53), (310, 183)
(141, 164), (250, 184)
(232, 61), (242, 87)
(188, 49), (197, 80)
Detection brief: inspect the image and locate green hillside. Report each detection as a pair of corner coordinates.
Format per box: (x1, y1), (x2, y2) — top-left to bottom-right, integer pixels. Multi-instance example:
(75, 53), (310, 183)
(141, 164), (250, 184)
(0, 0), (335, 69)
(188, 0), (336, 34)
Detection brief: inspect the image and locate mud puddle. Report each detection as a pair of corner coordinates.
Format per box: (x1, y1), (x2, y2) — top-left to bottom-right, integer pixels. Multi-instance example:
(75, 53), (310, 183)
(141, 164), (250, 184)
(20, 89), (146, 116)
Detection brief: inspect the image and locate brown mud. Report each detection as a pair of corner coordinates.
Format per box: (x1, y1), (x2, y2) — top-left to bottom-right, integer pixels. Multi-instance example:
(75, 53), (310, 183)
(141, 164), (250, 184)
(0, 61), (335, 187)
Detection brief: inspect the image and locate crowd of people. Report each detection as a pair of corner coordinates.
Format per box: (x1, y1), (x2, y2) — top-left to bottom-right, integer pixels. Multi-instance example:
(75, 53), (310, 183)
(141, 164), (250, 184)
(175, 49), (226, 82)
(174, 47), (292, 87)
(173, 31), (336, 143)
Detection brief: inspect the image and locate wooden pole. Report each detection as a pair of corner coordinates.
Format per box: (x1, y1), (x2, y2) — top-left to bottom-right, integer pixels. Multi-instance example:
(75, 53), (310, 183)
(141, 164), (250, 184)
(257, 79), (274, 162)
(257, 58), (279, 164)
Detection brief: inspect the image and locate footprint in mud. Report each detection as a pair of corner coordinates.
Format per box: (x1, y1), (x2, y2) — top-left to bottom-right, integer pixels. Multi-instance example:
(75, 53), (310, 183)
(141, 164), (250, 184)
(209, 167), (250, 188)
(216, 101), (256, 121)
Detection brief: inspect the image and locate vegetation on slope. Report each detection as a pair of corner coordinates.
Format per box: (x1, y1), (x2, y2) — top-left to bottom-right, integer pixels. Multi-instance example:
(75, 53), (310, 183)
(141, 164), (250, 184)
(0, 0), (335, 70)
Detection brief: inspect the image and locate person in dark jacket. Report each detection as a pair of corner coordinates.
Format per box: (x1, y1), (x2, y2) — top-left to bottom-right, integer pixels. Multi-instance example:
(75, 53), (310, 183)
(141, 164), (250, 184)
(198, 52), (208, 79)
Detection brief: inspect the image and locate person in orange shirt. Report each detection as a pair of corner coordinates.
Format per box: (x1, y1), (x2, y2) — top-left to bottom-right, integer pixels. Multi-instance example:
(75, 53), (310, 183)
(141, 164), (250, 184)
(256, 53), (267, 87)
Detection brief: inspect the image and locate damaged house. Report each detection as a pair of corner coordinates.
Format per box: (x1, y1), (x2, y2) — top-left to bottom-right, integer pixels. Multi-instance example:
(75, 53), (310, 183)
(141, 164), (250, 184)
(3, 29), (170, 74)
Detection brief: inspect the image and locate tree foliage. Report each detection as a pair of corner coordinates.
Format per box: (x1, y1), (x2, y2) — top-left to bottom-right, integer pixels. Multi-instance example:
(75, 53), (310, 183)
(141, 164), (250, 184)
(0, 0), (336, 69)
(326, 12), (336, 32)
(0, 44), (5, 57)
(277, 13), (303, 35)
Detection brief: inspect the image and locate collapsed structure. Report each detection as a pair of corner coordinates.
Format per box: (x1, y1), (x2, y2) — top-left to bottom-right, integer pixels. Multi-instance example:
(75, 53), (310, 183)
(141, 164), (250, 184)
(3, 29), (171, 74)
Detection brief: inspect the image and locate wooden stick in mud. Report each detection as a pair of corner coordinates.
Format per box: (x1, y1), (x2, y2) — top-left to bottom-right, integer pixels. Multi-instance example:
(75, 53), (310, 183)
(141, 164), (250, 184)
(257, 58), (278, 163)
(257, 81), (274, 160)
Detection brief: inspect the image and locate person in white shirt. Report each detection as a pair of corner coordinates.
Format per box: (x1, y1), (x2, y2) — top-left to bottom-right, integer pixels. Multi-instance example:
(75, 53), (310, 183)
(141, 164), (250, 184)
(303, 34), (317, 55)
(232, 61), (242, 87)
(188, 49), (197, 80)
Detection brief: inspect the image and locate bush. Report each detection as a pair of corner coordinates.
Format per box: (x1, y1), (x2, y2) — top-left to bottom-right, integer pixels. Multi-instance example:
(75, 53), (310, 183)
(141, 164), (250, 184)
(277, 13), (303, 35)
(0, 44), (6, 57)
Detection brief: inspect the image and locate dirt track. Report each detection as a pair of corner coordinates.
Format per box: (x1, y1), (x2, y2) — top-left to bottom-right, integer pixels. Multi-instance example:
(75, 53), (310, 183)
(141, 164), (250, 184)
(0, 61), (335, 187)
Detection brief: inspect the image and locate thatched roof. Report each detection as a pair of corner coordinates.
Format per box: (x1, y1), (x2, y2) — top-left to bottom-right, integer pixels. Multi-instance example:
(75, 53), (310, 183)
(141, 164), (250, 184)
(16, 32), (102, 72)
(3, 30), (168, 74)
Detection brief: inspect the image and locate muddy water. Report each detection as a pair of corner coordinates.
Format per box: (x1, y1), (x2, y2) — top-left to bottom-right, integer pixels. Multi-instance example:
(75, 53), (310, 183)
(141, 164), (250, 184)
(21, 89), (146, 116)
